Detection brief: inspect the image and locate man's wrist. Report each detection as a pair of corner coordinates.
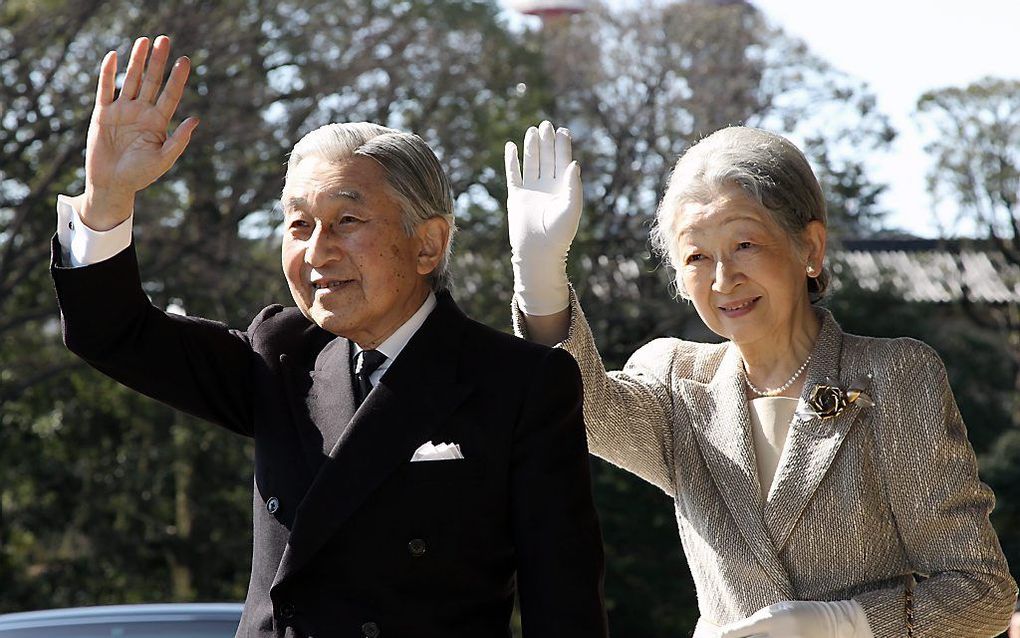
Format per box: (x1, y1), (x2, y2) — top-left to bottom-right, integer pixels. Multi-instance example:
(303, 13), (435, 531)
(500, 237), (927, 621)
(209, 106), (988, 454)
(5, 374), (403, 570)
(81, 186), (136, 231)
(56, 193), (134, 267)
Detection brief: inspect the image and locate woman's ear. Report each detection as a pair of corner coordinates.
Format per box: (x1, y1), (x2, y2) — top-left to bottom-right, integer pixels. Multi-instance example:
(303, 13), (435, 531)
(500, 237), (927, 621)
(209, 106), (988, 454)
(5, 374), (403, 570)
(803, 220), (827, 276)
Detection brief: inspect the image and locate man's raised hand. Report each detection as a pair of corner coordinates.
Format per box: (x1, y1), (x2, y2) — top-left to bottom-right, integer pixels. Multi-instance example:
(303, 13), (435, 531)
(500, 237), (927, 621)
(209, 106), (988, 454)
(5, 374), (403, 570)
(82, 35), (199, 230)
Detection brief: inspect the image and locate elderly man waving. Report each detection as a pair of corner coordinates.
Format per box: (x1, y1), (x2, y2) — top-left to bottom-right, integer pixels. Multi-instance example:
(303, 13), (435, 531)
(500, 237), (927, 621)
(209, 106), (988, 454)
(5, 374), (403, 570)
(52, 35), (607, 638)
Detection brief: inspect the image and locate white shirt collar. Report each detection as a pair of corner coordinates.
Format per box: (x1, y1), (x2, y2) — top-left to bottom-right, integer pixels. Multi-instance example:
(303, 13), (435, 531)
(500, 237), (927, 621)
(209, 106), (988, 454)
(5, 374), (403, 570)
(352, 292), (437, 381)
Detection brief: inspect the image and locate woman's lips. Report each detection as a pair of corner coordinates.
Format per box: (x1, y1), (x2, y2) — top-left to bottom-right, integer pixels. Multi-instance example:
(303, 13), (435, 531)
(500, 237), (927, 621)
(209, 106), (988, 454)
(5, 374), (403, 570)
(718, 296), (760, 318)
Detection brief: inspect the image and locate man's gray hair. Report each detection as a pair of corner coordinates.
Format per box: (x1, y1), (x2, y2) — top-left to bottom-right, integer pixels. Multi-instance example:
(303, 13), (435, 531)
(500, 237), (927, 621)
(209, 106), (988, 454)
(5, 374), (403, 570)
(650, 126), (829, 301)
(287, 122), (457, 292)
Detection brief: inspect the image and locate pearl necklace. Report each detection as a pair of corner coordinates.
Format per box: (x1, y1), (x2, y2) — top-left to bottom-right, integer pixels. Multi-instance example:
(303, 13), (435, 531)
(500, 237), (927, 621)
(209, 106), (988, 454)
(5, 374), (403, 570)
(744, 355), (811, 398)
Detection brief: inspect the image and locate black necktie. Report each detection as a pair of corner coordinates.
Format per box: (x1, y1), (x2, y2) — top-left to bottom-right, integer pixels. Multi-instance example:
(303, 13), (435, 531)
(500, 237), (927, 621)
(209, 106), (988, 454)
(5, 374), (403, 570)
(353, 349), (387, 406)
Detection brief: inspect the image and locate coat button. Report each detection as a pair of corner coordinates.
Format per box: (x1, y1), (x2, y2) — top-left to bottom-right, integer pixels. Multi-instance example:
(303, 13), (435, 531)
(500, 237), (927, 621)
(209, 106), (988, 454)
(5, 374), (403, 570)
(266, 497), (280, 514)
(407, 538), (427, 557)
(279, 602), (295, 619)
(361, 621), (380, 637)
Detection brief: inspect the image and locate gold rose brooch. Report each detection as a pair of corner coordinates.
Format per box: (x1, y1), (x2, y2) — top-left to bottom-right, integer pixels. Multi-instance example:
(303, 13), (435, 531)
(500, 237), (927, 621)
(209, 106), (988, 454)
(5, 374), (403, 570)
(795, 374), (874, 421)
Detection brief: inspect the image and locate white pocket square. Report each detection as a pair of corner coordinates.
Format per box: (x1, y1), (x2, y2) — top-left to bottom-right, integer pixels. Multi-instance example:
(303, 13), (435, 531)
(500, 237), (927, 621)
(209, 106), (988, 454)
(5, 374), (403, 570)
(410, 441), (465, 462)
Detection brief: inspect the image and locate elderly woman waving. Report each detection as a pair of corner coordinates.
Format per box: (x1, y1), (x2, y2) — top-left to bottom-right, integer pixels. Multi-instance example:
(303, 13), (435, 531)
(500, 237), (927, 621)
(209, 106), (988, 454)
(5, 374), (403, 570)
(505, 122), (1017, 638)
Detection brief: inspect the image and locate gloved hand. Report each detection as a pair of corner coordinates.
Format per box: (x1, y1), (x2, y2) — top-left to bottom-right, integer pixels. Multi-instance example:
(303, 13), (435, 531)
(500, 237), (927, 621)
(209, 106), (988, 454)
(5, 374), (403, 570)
(718, 600), (874, 638)
(505, 120), (583, 316)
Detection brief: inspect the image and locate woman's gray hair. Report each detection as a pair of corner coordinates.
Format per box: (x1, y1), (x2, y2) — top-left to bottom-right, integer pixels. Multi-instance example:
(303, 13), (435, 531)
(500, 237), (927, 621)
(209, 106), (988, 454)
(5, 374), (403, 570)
(649, 126), (829, 302)
(287, 122), (457, 293)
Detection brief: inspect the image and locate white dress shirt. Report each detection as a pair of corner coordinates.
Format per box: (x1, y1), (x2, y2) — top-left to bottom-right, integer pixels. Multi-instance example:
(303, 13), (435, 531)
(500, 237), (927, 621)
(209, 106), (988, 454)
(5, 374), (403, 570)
(352, 293), (436, 386)
(55, 194), (134, 267)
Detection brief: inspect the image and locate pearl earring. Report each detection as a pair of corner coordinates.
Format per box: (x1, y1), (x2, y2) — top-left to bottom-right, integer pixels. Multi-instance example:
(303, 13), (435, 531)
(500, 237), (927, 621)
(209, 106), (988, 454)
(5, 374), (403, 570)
(806, 265), (816, 275)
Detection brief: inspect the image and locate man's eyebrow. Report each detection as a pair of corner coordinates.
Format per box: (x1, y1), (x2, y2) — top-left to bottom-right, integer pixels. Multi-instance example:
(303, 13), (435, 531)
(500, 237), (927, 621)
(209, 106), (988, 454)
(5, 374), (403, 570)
(332, 189), (362, 202)
(282, 190), (361, 211)
(282, 195), (305, 211)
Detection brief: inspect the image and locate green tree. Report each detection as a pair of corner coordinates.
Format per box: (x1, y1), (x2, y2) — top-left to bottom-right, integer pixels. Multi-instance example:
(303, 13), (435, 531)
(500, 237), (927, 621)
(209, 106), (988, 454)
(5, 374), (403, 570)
(1, 1), (910, 635)
(0, 0), (547, 612)
(917, 78), (1020, 421)
(916, 76), (1020, 595)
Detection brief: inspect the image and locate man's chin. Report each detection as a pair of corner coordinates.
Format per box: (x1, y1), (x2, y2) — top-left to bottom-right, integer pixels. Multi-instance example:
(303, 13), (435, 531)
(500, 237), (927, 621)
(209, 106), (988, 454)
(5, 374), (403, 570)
(307, 307), (353, 338)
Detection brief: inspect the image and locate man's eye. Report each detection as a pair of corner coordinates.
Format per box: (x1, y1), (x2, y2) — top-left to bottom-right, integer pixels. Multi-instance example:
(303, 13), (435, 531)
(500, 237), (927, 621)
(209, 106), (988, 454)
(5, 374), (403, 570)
(737, 241), (754, 250)
(288, 220), (312, 236)
(333, 215), (364, 230)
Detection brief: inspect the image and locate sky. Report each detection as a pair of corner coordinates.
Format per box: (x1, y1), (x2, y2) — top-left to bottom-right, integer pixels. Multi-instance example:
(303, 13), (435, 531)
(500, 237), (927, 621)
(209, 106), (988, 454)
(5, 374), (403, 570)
(754, 0), (1020, 237)
(502, 0), (1020, 237)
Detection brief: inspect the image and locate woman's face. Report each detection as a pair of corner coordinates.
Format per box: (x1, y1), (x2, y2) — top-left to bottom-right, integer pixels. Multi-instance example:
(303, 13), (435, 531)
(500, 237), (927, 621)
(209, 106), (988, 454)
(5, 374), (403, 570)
(673, 183), (825, 348)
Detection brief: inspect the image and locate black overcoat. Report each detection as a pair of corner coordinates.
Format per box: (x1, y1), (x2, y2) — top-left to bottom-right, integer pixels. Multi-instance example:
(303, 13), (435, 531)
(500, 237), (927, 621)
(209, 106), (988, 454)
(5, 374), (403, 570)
(52, 240), (607, 638)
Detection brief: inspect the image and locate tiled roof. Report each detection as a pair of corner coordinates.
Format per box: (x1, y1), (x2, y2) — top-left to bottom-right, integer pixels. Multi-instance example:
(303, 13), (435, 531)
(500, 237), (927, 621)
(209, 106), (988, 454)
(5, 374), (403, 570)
(834, 239), (1020, 304)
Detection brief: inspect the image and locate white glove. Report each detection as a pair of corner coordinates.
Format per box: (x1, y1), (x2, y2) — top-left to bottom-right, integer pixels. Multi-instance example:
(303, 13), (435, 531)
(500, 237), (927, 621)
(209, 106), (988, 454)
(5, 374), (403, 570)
(505, 120), (583, 316)
(718, 600), (874, 638)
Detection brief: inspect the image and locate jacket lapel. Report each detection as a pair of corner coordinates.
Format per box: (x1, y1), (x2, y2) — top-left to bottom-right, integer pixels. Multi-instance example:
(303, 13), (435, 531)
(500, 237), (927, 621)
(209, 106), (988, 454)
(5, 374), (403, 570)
(278, 326), (349, 478)
(272, 294), (473, 591)
(681, 346), (793, 597)
(305, 338), (357, 456)
(764, 309), (864, 552)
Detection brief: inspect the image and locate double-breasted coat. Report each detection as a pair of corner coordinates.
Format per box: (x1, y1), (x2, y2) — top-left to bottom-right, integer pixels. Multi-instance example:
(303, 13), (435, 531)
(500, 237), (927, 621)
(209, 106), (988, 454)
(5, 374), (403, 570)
(53, 240), (608, 638)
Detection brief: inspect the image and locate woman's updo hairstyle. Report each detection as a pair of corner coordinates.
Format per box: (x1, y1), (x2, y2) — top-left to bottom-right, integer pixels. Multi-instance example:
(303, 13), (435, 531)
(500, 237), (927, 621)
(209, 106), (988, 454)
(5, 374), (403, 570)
(650, 126), (830, 302)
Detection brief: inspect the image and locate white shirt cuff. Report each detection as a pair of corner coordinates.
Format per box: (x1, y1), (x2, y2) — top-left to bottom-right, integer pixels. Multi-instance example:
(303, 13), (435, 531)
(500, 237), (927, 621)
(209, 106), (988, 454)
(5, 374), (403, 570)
(55, 194), (133, 267)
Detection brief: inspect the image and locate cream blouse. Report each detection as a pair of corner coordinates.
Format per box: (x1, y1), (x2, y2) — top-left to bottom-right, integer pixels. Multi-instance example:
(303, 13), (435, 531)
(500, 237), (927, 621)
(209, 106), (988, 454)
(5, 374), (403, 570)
(748, 396), (799, 502)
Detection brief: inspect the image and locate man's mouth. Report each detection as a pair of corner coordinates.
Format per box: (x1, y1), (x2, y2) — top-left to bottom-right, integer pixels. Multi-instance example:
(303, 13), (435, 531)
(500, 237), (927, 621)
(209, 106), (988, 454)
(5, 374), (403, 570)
(312, 279), (353, 292)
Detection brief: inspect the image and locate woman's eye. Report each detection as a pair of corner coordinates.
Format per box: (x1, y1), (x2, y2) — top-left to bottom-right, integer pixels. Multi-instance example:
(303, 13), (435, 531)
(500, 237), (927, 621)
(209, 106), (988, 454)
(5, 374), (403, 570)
(685, 253), (703, 264)
(737, 241), (753, 250)
(337, 215), (361, 226)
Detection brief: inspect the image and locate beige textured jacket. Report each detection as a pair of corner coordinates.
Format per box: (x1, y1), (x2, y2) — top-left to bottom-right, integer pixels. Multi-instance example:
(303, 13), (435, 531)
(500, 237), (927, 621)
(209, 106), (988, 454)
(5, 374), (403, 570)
(514, 295), (1017, 637)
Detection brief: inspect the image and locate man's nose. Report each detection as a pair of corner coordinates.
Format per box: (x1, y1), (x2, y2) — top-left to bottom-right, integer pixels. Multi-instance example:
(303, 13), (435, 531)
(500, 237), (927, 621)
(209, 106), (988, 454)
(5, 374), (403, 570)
(304, 224), (337, 267)
(711, 257), (742, 294)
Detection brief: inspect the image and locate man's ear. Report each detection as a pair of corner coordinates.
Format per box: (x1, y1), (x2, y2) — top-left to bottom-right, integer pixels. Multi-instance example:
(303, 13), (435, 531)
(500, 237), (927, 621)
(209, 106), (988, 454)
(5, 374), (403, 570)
(415, 217), (450, 276)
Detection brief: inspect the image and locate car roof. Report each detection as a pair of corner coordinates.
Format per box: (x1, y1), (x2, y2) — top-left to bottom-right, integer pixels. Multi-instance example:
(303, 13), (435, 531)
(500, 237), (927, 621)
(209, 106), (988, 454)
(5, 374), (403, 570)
(0, 603), (243, 629)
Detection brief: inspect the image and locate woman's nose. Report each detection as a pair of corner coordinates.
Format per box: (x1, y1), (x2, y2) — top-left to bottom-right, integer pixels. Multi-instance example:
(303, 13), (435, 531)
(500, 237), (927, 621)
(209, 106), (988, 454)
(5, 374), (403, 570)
(712, 258), (742, 294)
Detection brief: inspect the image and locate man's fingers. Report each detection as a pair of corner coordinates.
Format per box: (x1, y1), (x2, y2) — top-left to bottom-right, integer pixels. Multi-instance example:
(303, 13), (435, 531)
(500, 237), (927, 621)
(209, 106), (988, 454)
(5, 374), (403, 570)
(538, 120), (555, 179)
(137, 35), (171, 104)
(96, 51), (117, 107)
(505, 142), (523, 189)
(522, 126), (540, 184)
(119, 36), (150, 101)
(555, 127), (572, 179)
(156, 56), (192, 120)
(160, 116), (200, 166)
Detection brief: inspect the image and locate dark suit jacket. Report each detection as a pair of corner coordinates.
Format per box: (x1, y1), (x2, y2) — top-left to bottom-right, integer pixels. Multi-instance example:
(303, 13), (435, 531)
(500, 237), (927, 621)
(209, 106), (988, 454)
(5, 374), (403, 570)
(52, 239), (607, 638)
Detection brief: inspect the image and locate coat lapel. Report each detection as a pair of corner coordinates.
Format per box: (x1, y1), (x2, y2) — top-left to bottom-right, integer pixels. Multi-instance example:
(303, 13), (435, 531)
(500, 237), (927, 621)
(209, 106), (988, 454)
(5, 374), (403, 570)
(681, 346), (794, 597)
(272, 294), (473, 591)
(764, 309), (864, 552)
(278, 326), (348, 478)
(305, 338), (356, 456)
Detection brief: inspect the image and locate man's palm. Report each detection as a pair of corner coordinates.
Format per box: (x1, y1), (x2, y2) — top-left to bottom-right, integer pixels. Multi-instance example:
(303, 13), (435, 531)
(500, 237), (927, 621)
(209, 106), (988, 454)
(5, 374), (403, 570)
(85, 36), (198, 208)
